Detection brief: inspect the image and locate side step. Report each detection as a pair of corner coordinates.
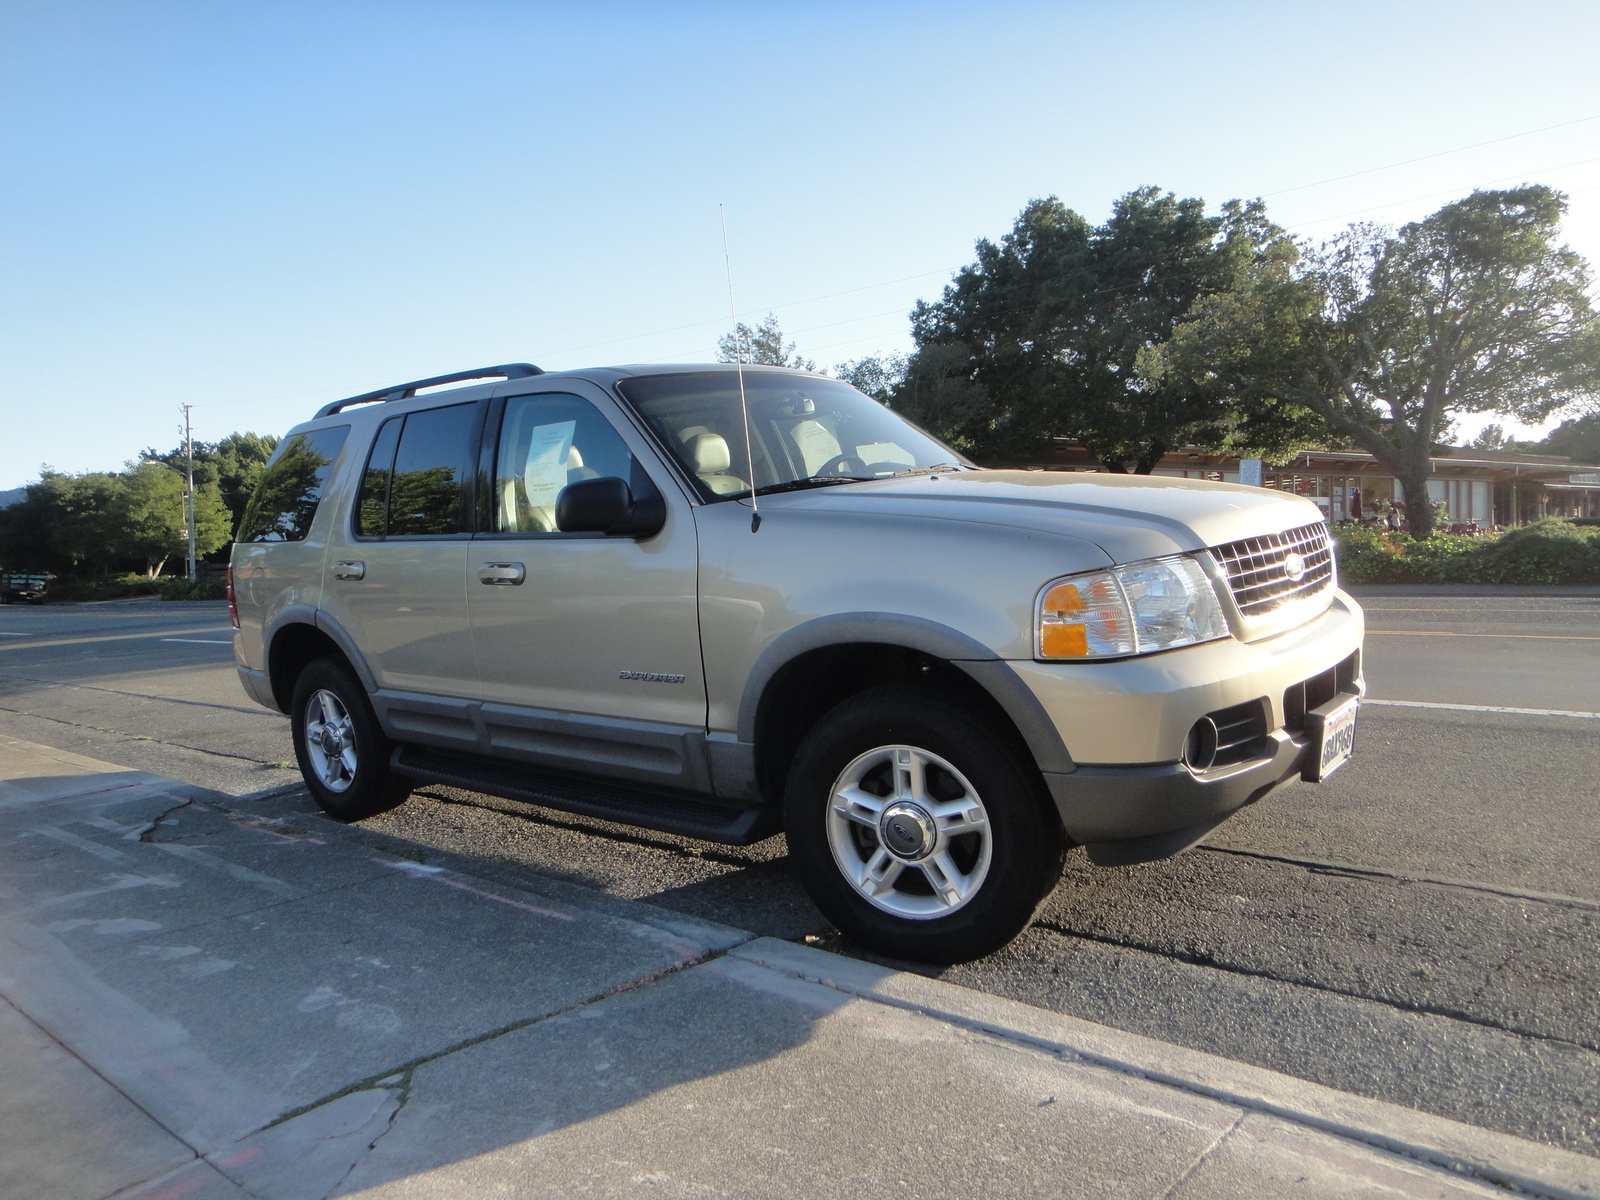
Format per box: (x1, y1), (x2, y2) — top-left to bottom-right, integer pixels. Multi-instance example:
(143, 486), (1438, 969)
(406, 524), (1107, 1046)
(390, 745), (780, 846)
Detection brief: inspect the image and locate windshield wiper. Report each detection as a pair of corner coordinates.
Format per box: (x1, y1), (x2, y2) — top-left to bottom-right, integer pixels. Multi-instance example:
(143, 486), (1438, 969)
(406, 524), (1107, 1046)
(745, 475), (874, 498)
(892, 462), (965, 477)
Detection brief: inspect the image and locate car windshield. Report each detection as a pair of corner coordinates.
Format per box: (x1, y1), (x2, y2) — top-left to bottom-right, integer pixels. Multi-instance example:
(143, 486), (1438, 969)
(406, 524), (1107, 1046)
(615, 371), (968, 502)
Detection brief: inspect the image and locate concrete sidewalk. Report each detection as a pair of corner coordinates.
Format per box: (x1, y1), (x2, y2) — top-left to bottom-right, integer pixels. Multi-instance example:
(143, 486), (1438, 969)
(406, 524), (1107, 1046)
(2, 736), (1595, 1200)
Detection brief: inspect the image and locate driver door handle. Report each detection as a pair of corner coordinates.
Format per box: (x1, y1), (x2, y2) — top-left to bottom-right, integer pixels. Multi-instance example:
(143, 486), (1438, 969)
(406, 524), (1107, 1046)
(477, 562), (526, 586)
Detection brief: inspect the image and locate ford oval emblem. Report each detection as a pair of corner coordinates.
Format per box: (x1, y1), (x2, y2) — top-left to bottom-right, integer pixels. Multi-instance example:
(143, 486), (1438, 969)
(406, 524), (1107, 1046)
(1282, 552), (1307, 582)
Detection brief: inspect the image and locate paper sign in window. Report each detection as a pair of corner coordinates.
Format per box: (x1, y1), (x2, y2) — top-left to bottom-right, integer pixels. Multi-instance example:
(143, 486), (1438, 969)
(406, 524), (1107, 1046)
(524, 421), (577, 507)
(857, 442), (915, 466)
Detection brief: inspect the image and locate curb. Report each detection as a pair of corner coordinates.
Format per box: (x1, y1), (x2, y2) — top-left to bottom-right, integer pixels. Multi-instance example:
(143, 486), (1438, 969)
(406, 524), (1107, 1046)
(730, 938), (1600, 1200)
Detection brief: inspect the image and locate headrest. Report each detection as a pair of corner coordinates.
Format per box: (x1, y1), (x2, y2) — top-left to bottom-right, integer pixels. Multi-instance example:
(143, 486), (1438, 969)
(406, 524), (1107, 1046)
(689, 433), (731, 474)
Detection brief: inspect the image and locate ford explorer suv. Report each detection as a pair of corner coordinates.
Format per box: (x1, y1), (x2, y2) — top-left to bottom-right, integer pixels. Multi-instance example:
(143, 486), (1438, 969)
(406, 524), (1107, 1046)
(230, 362), (1364, 962)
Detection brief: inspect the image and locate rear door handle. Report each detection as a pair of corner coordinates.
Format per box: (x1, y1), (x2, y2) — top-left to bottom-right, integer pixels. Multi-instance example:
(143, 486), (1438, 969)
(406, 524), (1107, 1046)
(333, 561), (366, 581)
(477, 562), (526, 586)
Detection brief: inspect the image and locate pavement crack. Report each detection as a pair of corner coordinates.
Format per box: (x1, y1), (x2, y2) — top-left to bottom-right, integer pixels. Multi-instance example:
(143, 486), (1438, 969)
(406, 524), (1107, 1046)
(0, 701), (281, 766)
(1029, 918), (1600, 1057)
(0, 673), (278, 718)
(138, 799), (195, 843)
(1197, 845), (1600, 913)
(258, 947), (727, 1136)
(318, 1069), (413, 1200)
(1158, 1111), (1244, 1200)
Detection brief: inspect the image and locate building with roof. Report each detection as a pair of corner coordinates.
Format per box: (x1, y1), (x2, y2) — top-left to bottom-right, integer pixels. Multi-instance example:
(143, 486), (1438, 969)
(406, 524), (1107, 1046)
(1021, 444), (1600, 530)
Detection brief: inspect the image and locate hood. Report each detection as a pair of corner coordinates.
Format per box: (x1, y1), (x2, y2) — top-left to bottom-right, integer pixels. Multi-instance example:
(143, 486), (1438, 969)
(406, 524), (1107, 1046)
(772, 469), (1326, 563)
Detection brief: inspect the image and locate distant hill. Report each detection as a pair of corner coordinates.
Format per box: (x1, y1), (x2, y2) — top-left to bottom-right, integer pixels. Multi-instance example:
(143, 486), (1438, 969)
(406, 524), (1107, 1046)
(0, 487), (25, 509)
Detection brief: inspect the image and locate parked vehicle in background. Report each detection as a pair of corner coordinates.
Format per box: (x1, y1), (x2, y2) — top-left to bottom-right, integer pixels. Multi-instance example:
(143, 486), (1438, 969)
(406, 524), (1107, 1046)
(0, 571), (54, 604)
(231, 362), (1365, 962)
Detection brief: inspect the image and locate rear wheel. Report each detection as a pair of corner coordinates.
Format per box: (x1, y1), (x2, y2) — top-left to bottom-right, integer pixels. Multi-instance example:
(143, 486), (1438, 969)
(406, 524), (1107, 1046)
(290, 657), (411, 822)
(784, 685), (1065, 963)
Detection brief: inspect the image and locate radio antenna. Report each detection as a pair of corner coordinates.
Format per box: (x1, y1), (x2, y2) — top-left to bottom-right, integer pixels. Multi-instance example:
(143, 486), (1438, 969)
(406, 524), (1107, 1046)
(720, 203), (761, 533)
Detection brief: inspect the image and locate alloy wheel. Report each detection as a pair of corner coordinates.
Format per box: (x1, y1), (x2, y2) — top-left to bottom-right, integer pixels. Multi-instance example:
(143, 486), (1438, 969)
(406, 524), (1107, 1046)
(825, 744), (993, 918)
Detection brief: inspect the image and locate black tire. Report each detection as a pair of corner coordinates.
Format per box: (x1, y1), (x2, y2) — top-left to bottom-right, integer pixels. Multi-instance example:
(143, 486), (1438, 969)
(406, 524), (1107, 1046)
(289, 656), (411, 822)
(783, 684), (1065, 964)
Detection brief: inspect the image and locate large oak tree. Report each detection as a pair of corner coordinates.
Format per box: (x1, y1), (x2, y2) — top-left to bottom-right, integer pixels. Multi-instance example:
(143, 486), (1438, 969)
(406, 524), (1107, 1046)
(900, 188), (1317, 471)
(1168, 186), (1600, 535)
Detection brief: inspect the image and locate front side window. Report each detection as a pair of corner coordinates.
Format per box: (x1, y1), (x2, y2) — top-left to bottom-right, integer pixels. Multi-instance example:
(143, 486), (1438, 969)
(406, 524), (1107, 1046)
(615, 372), (964, 502)
(237, 426), (350, 542)
(355, 403), (476, 538)
(492, 393), (644, 533)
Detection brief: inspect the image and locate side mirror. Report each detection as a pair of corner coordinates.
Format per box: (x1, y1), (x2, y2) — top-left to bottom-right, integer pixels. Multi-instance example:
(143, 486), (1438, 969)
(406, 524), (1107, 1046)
(556, 476), (665, 537)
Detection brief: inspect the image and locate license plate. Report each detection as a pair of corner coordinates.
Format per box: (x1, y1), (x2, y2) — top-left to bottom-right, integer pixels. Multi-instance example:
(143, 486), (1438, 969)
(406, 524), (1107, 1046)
(1304, 694), (1359, 782)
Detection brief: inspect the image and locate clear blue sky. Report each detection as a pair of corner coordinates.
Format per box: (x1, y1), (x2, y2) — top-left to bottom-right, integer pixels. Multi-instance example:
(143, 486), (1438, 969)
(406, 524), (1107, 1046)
(3, 0), (1598, 487)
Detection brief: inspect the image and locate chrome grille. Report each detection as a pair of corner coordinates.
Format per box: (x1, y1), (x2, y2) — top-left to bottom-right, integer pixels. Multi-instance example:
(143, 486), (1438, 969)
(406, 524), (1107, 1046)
(1211, 521), (1334, 616)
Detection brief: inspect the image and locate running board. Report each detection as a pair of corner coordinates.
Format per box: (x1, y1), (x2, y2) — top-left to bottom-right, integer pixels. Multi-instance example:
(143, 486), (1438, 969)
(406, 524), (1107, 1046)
(389, 745), (779, 846)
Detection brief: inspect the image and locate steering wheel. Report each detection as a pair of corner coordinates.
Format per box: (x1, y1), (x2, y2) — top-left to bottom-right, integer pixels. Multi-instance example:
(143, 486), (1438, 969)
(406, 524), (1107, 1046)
(816, 453), (868, 477)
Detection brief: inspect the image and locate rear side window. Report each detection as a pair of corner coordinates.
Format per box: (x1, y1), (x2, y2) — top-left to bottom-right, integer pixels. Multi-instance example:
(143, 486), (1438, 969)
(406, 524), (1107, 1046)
(355, 403), (477, 538)
(237, 426), (350, 543)
(357, 417), (402, 538)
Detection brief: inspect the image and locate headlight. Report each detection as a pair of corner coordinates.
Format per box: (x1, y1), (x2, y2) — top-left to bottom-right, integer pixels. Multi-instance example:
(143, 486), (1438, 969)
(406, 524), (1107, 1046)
(1037, 555), (1230, 660)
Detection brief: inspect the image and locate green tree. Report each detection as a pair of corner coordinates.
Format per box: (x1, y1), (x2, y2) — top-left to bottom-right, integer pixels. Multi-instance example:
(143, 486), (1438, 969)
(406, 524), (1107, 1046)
(0, 471), (122, 575)
(105, 463), (231, 576)
(142, 431), (279, 542)
(109, 464), (187, 576)
(833, 354), (907, 404)
(1171, 186), (1600, 535)
(1470, 424), (1507, 450)
(717, 314), (816, 370)
(1540, 412), (1600, 463)
(903, 189), (1318, 470)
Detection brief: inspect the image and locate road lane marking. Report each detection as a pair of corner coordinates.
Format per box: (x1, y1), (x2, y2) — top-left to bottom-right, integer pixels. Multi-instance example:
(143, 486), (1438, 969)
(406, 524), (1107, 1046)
(1366, 630), (1600, 640)
(1366, 698), (1600, 719)
(0, 628), (234, 651)
(0, 632), (26, 637)
(151, 842), (304, 899)
(161, 638), (234, 644)
(31, 825), (136, 863)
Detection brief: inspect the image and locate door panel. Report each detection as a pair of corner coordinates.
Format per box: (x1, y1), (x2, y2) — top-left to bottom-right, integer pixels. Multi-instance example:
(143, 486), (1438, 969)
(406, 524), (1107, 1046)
(468, 389), (705, 733)
(324, 403), (478, 700)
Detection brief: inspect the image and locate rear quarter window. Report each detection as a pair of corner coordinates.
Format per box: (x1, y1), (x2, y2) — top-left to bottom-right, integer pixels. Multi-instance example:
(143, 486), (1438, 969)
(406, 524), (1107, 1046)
(237, 426), (350, 543)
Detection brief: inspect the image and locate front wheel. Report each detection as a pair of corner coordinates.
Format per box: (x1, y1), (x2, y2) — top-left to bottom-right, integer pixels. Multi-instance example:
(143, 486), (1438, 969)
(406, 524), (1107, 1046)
(784, 685), (1065, 963)
(290, 657), (411, 822)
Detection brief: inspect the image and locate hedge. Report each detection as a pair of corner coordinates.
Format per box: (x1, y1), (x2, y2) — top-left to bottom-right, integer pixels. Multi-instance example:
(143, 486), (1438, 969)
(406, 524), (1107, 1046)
(41, 573), (229, 603)
(1332, 518), (1600, 585)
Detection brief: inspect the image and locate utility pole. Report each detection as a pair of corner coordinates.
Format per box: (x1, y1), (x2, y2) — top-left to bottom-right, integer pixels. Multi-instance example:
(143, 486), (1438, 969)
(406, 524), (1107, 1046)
(182, 405), (197, 584)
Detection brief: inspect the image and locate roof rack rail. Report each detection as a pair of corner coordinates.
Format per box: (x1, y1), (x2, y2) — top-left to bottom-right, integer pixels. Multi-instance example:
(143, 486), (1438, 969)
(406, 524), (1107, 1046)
(314, 363), (544, 419)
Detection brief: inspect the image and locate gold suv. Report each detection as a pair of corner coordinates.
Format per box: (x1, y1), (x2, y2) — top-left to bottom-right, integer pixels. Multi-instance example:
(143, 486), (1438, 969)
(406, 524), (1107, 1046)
(230, 363), (1364, 962)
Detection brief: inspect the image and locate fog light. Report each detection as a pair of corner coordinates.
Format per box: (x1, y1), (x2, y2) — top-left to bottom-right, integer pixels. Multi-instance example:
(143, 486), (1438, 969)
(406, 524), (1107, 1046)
(1186, 716), (1219, 771)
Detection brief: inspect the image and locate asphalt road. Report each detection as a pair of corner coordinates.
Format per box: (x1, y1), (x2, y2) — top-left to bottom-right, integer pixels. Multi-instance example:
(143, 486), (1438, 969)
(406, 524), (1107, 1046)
(1, 592), (1596, 1157)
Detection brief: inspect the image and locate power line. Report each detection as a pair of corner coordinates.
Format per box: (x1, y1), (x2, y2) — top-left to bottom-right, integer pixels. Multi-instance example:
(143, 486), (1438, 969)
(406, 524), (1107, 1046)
(1262, 113), (1600, 198)
(1286, 154), (1600, 229)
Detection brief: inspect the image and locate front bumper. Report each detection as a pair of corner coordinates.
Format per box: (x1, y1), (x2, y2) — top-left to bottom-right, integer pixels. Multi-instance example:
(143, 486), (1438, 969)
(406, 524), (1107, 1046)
(1044, 727), (1310, 850)
(1016, 589), (1365, 853)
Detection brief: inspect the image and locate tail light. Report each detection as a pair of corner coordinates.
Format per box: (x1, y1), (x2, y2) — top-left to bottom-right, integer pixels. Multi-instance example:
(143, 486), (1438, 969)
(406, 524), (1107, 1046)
(226, 566), (240, 629)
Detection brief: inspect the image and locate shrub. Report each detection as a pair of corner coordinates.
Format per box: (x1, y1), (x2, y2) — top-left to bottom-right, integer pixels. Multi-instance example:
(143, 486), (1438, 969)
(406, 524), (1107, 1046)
(1332, 519), (1600, 585)
(1479, 518), (1600, 585)
(46, 574), (165, 602)
(37, 572), (229, 603)
(157, 576), (228, 601)
(1327, 526), (1409, 583)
